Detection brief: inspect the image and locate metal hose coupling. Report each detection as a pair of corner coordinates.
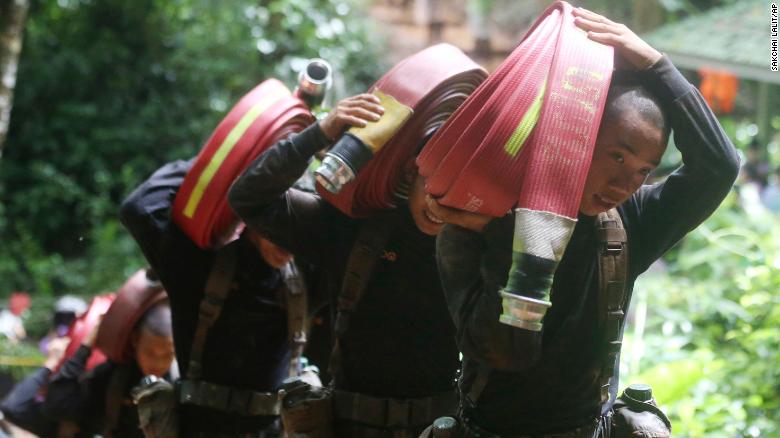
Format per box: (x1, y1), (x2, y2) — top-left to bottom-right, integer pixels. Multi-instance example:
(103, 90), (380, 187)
(315, 89), (413, 193)
(499, 208), (576, 331)
(294, 58), (333, 108)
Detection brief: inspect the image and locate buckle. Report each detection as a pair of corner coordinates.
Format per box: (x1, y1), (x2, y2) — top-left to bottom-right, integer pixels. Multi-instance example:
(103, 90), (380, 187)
(605, 242), (623, 255)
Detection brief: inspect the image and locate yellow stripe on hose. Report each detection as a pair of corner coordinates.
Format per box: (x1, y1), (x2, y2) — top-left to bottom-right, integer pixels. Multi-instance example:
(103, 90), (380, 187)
(504, 79), (547, 158)
(183, 88), (288, 218)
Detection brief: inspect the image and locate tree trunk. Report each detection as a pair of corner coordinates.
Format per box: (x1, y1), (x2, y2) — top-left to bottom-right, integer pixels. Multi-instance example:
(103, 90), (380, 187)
(0, 0), (29, 158)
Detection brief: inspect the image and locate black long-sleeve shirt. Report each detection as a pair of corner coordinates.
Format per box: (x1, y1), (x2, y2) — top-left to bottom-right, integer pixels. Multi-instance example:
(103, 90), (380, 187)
(42, 345), (144, 438)
(120, 160), (292, 435)
(228, 125), (460, 399)
(0, 367), (56, 437)
(435, 57), (740, 435)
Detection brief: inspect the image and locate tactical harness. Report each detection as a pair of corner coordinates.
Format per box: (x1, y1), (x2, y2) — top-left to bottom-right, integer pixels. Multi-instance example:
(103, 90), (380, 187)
(176, 243), (309, 417)
(327, 210), (458, 431)
(460, 209), (629, 438)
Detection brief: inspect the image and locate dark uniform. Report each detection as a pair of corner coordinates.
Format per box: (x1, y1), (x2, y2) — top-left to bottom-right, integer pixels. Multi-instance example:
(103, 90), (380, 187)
(228, 125), (460, 437)
(42, 345), (152, 438)
(121, 160), (295, 437)
(435, 57), (739, 436)
(1, 367), (55, 437)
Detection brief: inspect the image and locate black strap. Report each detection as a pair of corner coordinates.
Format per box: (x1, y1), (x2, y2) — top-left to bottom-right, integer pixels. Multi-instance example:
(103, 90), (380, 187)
(328, 210), (399, 379)
(595, 209), (628, 408)
(177, 380), (280, 416)
(332, 390), (456, 429)
(187, 244), (238, 380)
(279, 261), (309, 377)
(103, 365), (131, 438)
(459, 357), (491, 407)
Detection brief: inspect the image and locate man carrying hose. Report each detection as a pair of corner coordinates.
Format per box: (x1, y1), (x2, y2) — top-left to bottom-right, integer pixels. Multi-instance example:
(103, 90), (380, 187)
(228, 45), (488, 436)
(427, 7), (739, 438)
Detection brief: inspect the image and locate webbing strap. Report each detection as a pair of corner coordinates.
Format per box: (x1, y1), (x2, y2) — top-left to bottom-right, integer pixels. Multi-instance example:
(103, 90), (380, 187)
(103, 365), (130, 438)
(328, 211), (398, 380)
(187, 244), (237, 380)
(460, 358), (492, 407)
(595, 209), (628, 408)
(178, 380), (280, 416)
(332, 390), (456, 428)
(280, 261), (309, 377)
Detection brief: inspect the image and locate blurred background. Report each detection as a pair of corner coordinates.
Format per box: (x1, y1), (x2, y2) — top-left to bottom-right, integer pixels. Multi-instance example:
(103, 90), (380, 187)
(0, 0), (777, 436)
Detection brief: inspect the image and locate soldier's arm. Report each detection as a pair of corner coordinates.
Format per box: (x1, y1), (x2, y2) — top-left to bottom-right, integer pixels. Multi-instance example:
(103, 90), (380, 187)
(0, 367), (51, 427)
(437, 215), (543, 371)
(229, 94), (383, 264)
(119, 159), (195, 269)
(621, 56), (740, 275)
(41, 346), (96, 422)
(573, 7), (739, 274)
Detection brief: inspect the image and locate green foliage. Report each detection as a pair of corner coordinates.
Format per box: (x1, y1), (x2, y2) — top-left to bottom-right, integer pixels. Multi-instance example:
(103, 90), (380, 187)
(623, 197), (780, 437)
(0, 339), (44, 379)
(0, 0), (385, 296)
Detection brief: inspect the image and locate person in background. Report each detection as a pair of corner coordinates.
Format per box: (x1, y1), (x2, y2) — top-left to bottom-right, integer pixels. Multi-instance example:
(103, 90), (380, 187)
(0, 336), (70, 437)
(42, 301), (175, 438)
(121, 159), (323, 437)
(429, 8), (739, 437)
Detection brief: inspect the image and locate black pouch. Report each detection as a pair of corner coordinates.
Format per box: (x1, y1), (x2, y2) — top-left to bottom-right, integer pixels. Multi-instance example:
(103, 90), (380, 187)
(132, 375), (179, 438)
(278, 377), (333, 438)
(611, 384), (671, 438)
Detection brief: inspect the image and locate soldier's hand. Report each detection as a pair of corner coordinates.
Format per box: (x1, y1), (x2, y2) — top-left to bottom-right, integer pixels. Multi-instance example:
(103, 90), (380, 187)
(573, 8), (662, 70)
(83, 315), (103, 348)
(44, 336), (70, 370)
(425, 195), (493, 233)
(319, 93), (385, 140)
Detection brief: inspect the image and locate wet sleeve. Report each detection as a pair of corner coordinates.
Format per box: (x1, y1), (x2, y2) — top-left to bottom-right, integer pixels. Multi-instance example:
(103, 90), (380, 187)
(436, 216), (543, 371)
(0, 367), (50, 427)
(622, 56), (740, 275)
(228, 123), (341, 265)
(41, 346), (98, 422)
(119, 159), (194, 268)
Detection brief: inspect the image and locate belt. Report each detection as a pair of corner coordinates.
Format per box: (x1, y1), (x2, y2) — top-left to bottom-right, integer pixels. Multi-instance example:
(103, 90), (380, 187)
(333, 390), (457, 429)
(177, 380), (280, 417)
(460, 413), (609, 438)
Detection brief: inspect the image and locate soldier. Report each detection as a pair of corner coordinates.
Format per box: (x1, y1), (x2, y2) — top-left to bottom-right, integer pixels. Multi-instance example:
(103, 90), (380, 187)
(42, 301), (175, 438)
(228, 88), (490, 436)
(121, 159), (319, 437)
(427, 8), (740, 437)
(0, 336), (69, 437)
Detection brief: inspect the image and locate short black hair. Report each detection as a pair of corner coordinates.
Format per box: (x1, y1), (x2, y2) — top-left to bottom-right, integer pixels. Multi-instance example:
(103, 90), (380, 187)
(603, 71), (671, 145)
(136, 300), (172, 338)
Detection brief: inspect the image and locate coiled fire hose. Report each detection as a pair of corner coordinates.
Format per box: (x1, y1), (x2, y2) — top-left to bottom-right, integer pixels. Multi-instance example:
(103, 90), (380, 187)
(417, 1), (614, 331)
(315, 43), (487, 217)
(173, 60), (331, 249)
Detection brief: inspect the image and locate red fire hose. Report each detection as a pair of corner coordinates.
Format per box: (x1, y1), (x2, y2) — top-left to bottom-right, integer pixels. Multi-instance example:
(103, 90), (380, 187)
(318, 44), (487, 217)
(173, 79), (314, 248)
(418, 1), (614, 331)
(95, 269), (168, 364)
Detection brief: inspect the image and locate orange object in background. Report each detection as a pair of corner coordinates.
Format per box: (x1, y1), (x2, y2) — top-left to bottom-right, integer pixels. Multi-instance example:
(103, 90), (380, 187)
(8, 292), (31, 316)
(699, 69), (738, 114)
(53, 294), (115, 373)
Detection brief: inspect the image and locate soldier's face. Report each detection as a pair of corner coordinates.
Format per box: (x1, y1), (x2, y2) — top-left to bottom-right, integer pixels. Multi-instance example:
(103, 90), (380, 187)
(579, 110), (666, 216)
(133, 330), (175, 377)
